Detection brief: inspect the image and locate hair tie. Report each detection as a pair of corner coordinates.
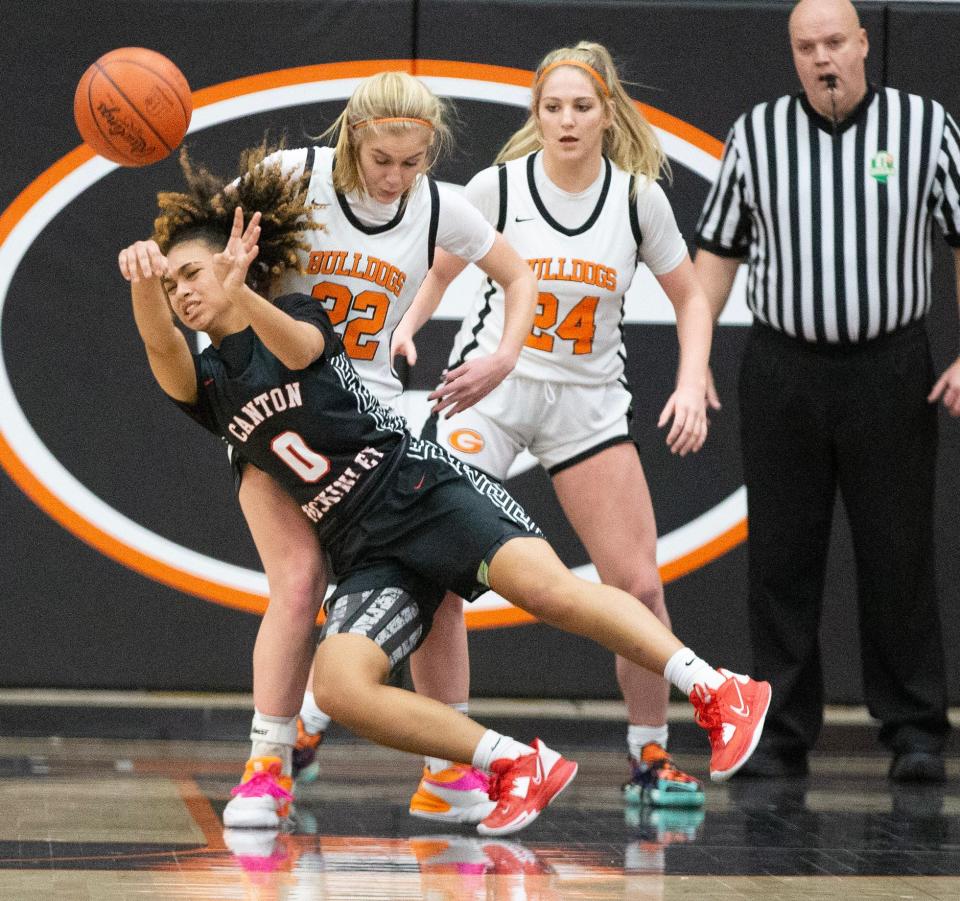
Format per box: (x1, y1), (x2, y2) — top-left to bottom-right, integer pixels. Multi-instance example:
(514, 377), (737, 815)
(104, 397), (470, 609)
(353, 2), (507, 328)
(351, 116), (435, 131)
(535, 60), (610, 97)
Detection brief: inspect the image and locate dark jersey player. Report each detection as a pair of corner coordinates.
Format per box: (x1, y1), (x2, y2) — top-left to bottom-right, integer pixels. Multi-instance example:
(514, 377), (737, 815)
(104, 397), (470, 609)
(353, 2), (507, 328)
(119, 173), (771, 836)
(178, 289), (540, 611)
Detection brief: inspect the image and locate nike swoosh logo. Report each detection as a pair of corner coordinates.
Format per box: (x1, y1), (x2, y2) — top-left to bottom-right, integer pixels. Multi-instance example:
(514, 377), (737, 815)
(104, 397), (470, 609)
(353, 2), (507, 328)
(683, 658), (696, 666)
(728, 678), (750, 718)
(514, 216), (535, 222)
(532, 754), (545, 786)
(413, 474), (426, 490)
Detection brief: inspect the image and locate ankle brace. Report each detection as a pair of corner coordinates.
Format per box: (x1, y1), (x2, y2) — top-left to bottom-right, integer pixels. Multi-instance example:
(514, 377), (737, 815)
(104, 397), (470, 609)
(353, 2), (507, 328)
(250, 712), (298, 747)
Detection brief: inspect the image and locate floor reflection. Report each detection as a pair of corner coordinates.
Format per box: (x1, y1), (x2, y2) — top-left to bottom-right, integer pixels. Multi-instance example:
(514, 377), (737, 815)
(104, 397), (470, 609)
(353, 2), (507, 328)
(0, 734), (958, 900)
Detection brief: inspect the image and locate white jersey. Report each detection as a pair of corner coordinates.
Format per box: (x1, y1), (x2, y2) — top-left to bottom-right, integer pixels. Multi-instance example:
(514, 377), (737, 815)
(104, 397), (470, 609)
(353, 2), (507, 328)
(448, 151), (687, 386)
(270, 146), (495, 401)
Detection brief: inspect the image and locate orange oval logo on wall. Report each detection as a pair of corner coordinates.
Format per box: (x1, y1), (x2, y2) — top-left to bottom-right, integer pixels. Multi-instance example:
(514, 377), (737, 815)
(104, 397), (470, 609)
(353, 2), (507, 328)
(0, 59), (746, 632)
(448, 428), (485, 454)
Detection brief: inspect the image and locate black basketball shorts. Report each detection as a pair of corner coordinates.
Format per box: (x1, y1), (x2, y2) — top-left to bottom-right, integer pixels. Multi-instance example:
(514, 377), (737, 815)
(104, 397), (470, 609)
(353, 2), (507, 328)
(325, 436), (542, 605)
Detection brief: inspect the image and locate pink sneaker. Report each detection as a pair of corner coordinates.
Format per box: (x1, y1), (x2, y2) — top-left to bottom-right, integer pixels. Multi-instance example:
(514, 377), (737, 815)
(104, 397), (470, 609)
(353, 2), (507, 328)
(477, 739), (578, 837)
(222, 828), (289, 873)
(409, 763), (496, 823)
(223, 756), (294, 828)
(691, 669), (772, 782)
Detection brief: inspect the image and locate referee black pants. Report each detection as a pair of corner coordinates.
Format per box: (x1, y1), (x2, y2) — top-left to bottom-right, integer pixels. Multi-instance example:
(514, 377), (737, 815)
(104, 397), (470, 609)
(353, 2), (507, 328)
(739, 321), (950, 757)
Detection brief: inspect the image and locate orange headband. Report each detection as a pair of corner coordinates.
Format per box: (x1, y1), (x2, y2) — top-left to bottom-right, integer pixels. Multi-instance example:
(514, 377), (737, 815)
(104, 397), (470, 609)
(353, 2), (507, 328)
(351, 116), (434, 131)
(536, 59), (610, 97)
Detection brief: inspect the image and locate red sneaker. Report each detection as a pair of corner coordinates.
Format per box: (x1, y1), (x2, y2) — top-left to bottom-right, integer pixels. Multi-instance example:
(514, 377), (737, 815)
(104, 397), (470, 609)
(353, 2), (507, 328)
(477, 739), (578, 836)
(691, 669), (771, 782)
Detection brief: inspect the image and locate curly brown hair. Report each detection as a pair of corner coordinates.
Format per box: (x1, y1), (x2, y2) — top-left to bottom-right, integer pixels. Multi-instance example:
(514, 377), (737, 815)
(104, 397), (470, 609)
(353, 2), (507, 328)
(152, 143), (323, 296)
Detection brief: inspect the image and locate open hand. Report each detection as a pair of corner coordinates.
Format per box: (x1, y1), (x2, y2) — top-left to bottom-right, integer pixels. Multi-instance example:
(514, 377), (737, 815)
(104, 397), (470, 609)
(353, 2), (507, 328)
(428, 354), (513, 418)
(213, 206), (261, 292)
(658, 383), (709, 456)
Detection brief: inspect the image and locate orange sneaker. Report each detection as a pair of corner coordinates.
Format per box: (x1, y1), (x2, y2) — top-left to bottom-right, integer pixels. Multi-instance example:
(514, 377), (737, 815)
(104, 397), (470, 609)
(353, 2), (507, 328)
(292, 717), (323, 783)
(691, 670), (772, 782)
(409, 763), (496, 824)
(223, 756), (294, 828)
(477, 739), (578, 837)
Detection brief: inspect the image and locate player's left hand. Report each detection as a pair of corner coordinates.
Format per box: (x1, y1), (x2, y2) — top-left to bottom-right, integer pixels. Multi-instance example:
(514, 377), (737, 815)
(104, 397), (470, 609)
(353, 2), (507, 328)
(391, 329), (418, 367)
(213, 207), (261, 293)
(928, 356), (960, 417)
(428, 354), (513, 417)
(658, 383), (708, 456)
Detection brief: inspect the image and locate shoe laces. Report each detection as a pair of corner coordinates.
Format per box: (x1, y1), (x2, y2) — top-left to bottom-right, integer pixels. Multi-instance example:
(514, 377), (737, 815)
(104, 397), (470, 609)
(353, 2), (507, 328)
(231, 771), (293, 802)
(691, 686), (724, 749)
(486, 768), (504, 803)
(637, 744), (698, 785)
(628, 744), (698, 787)
(486, 757), (526, 803)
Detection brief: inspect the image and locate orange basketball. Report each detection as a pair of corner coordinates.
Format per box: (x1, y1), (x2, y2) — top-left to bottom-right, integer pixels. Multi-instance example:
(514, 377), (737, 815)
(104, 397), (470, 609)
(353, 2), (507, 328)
(73, 47), (192, 167)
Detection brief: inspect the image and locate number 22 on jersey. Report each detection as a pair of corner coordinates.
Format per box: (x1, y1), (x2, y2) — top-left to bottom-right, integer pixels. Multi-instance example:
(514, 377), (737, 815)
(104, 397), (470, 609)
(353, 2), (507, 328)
(312, 280), (389, 360)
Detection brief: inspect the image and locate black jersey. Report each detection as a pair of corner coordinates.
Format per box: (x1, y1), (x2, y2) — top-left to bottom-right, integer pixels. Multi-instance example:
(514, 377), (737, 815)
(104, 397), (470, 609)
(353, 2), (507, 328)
(176, 293), (409, 542)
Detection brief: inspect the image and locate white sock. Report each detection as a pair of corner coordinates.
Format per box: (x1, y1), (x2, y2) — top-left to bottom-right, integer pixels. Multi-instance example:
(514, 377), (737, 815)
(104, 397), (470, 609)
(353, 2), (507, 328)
(250, 710), (297, 773)
(471, 730), (533, 773)
(627, 724), (669, 760)
(425, 703), (470, 773)
(299, 692), (332, 735)
(664, 648), (725, 697)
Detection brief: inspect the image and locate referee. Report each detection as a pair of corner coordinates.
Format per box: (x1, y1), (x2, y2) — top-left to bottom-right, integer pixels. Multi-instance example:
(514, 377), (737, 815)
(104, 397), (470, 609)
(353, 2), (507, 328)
(694, 0), (960, 781)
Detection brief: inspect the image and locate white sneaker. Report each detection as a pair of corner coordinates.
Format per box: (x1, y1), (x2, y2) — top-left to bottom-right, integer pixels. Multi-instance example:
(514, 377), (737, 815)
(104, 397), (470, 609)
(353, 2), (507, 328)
(408, 763), (497, 824)
(223, 756), (294, 829)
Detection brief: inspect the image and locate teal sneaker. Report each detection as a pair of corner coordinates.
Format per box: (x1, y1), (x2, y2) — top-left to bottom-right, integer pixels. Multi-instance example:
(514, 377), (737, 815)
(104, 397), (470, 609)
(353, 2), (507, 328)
(622, 742), (705, 808)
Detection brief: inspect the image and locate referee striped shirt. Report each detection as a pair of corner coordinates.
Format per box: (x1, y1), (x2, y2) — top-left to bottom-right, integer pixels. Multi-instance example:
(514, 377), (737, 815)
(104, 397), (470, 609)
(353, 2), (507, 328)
(696, 85), (960, 343)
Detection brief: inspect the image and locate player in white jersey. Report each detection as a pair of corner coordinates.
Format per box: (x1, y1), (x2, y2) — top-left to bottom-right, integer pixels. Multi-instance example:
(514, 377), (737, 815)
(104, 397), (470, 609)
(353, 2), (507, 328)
(394, 42), (716, 809)
(267, 143), (494, 402)
(225, 71), (538, 829)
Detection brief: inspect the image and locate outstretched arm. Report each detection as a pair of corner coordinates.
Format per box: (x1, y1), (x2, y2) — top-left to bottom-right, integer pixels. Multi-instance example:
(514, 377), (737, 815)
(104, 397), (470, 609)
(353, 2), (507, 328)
(391, 247), (468, 367)
(216, 207), (326, 370)
(120, 240), (197, 403)
(429, 234), (537, 417)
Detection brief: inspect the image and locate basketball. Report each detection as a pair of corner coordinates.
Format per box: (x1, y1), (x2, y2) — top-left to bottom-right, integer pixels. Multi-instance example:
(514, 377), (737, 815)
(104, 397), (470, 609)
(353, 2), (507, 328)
(73, 47), (192, 167)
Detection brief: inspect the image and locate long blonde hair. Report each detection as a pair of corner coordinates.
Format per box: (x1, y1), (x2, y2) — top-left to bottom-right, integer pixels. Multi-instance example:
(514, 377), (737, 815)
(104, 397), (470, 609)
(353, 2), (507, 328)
(496, 42), (669, 188)
(319, 71), (453, 197)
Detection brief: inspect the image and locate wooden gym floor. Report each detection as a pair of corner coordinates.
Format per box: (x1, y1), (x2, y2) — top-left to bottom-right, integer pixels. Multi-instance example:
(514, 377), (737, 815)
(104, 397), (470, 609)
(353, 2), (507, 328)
(0, 694), (957, 900)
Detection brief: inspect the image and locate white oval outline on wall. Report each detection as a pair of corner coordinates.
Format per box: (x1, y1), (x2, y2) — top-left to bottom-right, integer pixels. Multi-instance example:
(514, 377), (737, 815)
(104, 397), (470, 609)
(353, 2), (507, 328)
(0, 61), (748, 628)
